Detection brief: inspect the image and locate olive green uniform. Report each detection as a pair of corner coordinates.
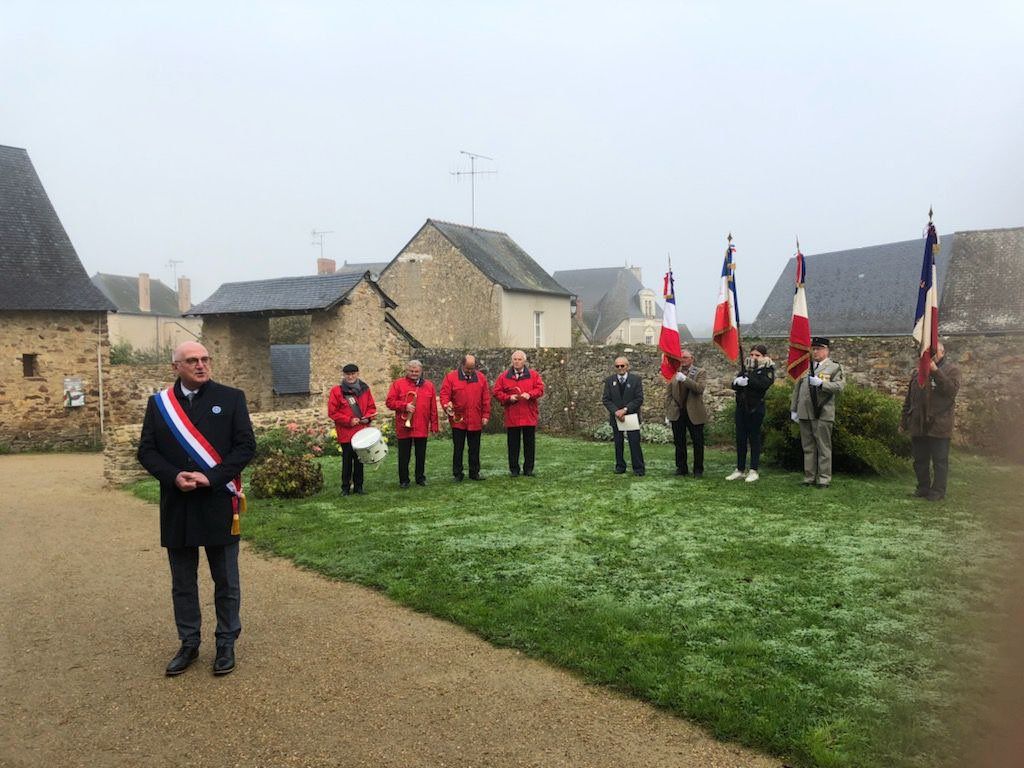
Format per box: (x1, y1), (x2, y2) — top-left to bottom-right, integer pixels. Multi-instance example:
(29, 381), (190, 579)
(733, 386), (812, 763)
(791, 358), (845, 486)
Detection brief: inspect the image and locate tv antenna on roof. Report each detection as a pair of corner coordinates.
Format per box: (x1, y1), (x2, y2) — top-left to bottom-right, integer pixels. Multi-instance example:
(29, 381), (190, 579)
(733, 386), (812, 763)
(450, 150), (497, 227)
(311, 230), (334, 260)
(166, 259), (184, 284)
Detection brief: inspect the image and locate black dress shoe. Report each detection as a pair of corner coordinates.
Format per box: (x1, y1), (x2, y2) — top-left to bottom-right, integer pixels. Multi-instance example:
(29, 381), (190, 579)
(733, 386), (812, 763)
(614, 468), (626, 475)
(415, 478), (427, 486)
(911, 488), (929, 498)
(633, 471), (645, 477)
(213, 645), (235, 676)
(510, 470), (520, 477)
(354, 487), (365, 495)
(927, 490), (945, 501)
(523, 471), (535, 477)
(469, 474), (483, 481)
(165, 644), (199, 676)
(693, 472), (703, 479)
(675, 468), (689, 476)
(400, 482), (410, 489)
(341, 488), (351, 496)
(453, 474), (464, 482)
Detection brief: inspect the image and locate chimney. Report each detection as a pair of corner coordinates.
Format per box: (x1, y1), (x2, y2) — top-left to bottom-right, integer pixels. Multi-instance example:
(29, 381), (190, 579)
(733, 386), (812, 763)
(138, 273), (151, 313)
(177, 277), (192, 313)
(317, 258), (336, 275)
(628, 265), (642, 282)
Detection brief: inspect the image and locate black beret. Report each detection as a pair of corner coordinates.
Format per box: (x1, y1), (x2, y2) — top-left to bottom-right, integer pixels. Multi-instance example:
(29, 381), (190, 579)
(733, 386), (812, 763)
(342, 363), (359, 373)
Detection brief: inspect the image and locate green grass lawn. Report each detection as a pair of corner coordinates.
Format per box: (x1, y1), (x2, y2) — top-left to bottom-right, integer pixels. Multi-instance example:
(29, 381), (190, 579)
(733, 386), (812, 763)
(129, 434), (1022, 768)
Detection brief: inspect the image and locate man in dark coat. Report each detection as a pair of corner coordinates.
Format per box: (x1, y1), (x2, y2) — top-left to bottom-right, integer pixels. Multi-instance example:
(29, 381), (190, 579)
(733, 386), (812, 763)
(138, 341), (255, 677)
(602, 355), (645, 476)
(900, 342), (961, 501)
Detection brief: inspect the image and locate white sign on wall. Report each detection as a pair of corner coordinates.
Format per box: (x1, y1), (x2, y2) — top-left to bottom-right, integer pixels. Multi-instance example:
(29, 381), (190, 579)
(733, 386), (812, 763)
(63, 377), (85, 408)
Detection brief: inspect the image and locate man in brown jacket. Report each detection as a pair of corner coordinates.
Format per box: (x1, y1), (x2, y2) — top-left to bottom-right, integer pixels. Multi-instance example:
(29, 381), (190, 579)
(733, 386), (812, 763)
(665, 349), (708, 477)
(900, 342), (961, 501)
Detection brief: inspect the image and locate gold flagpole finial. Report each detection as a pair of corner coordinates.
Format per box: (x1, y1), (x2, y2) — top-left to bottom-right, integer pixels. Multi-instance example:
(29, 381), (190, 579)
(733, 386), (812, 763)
(727, 232), (733, 244)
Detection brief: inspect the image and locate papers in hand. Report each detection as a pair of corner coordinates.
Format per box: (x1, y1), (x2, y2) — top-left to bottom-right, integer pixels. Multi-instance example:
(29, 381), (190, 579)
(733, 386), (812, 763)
(616, 413), (640, 432)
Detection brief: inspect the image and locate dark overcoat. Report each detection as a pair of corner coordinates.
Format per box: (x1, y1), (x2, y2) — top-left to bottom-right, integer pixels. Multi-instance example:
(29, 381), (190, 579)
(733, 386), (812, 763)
(900, 359), (961, 439)
(602, 372), (644, 427)
(137, 379), (256, 548)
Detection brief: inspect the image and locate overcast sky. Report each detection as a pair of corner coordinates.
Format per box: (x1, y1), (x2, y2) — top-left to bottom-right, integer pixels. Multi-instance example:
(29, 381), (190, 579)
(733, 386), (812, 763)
(3, 1), (1022, 336)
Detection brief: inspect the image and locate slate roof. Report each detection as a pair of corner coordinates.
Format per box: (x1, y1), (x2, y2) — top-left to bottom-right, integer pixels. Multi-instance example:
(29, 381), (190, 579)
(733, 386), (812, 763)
(270, 344), (311, 394)
(336, 260), (389, 278)
(391, 220), (571, 297)
(0, 145), (114, 312)
(747, 235), (956, 337)
(189, 272), (394, 316)
(554, 267), (663, 342)
(941, 227), (1024, 334)
(90, 273), (183, 315)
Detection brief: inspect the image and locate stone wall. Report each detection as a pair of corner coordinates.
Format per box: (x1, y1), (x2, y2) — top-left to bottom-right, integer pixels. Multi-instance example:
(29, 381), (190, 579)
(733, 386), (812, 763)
(202, 315), (273, 414)
(103, 362), (169, 427)
(309, 281), (415, 419)
(412, 336), (1024, 458)
(0, 311), (109, 451)
(378, 224), (504, 347)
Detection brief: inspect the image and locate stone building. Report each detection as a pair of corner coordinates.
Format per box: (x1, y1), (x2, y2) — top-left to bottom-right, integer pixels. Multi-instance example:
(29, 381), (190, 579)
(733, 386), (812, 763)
(377, 219), (573, 348)
(0, 144), (116, 450)
(747, 227), (1024, 337)
(554, 266), (695, 346)
(90, 272), (202, 354)
(188, 271), (420, 413)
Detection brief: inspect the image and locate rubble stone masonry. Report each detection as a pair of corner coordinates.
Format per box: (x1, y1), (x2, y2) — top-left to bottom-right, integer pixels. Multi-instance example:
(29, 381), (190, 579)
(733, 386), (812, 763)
(0, 311), (109, 451)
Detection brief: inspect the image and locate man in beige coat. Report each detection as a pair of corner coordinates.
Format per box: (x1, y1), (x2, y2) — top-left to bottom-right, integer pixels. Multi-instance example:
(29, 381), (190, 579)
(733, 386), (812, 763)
(666, 349), (708, 477)
(790, 337), (846, 487)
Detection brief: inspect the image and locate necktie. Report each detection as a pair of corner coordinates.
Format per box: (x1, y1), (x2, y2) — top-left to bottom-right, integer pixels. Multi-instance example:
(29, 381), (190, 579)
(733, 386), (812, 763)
(619, 376), (626, 385)
(185, 392), (195, 410)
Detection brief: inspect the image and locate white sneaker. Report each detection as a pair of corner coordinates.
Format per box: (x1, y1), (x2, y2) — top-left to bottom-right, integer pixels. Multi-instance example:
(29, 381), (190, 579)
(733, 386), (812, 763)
(725, 470), (746, 481)
(745, 470), (760, 482)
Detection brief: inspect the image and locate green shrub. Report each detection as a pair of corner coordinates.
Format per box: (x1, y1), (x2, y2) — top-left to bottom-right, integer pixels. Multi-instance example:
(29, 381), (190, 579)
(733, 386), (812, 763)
(761, 382), (910, 475)
(255, 423), (333, 462)
(110, 341), (167, 365)
(591, 420), (673, 444)
(250, 452), (324, 498)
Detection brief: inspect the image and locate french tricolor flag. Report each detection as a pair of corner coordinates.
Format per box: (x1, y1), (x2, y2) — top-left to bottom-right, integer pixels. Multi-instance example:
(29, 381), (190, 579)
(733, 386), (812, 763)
(659, 269), (682, 379)
(712, 239), (740, 362)
(913, 217), (941, 387)
(786, 244), (811, 381)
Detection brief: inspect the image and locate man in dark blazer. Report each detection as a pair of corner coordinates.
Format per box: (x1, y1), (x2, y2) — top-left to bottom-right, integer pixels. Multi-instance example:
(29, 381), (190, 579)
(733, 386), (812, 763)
(602, 355), (645, 476)
(138, 341), (255, 677)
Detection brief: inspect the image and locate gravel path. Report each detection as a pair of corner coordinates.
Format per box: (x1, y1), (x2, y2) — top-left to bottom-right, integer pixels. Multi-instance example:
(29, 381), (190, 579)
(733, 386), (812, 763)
(1, 454), (778, 768)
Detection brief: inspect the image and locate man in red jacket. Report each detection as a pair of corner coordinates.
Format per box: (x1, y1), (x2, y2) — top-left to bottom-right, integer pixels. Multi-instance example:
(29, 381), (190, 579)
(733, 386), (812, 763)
(440, 354), (490, 481)
(493, 350), (545, 477)
(385, 359), (439, 488)
(327, 363), (377, 496)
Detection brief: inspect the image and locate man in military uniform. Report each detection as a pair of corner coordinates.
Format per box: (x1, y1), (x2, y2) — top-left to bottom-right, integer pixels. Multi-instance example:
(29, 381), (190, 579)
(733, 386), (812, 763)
(899, 342), (961, 501)
(790, 336), (845, 488)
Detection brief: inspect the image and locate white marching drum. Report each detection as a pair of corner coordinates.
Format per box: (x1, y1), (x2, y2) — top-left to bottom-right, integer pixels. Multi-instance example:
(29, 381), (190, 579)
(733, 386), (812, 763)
(350, 427), (388, 465)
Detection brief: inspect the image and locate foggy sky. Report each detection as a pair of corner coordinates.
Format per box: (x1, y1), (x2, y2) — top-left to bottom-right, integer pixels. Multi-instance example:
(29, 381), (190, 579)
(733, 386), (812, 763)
(3, 1), (1022, 337)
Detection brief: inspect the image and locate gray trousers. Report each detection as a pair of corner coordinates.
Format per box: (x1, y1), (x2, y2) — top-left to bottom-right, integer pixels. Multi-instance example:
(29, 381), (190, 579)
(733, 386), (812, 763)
(167, 542), (241, 647)
(799, 419), (834, 485)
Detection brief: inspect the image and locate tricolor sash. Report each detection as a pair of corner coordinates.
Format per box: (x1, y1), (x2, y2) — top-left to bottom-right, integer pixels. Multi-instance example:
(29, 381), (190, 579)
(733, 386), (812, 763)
(154, 387), (245, 528)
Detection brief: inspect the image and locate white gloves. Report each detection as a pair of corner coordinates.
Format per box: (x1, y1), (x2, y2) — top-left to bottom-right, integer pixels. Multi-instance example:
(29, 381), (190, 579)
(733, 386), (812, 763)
(733, 376), (748, 387)
(808, 375), (823, 387)
(790, 411), (799, 423)
(674, 372), (687, 382)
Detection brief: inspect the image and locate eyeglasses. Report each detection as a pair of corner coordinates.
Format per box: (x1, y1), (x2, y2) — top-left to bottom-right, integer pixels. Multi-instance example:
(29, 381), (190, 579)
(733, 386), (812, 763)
(174, 356), (211, 366)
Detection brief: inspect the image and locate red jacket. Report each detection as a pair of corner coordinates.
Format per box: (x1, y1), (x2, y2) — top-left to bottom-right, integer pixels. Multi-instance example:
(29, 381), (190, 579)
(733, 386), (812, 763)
(328, 383), (377, 444)
(440, 369), (491, 431)
(493, 367), (544, 428)
(385, 377), (439, 439)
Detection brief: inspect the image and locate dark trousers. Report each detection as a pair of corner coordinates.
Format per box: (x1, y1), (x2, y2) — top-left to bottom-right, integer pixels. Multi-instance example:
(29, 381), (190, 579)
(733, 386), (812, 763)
(612, 426), (645, 474)
(452, 429), (482, 478)
(506, 426), (536, 474)
(167, 542), (241, 647)
(341, 442), (364, 491)
(670, 416), (704, 473)
(911, 435), (951, 496)
(735, 405), (766, 471)
(397, 436), (428, 484)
